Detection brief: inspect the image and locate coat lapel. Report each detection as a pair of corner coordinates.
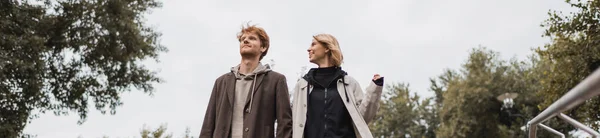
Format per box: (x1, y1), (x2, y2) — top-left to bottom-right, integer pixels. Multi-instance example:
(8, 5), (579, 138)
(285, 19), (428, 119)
(337, 76), (351, 103)
(226, 73), (236, 106)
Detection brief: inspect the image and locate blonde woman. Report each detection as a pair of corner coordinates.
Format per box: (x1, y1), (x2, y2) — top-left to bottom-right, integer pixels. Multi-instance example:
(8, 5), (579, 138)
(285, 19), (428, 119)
(291, 34), (384, 138)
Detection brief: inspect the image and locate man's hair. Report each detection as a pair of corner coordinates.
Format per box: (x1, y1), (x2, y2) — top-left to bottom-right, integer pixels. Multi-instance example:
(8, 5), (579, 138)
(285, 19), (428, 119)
(237, 23), (270, 60)
(313, 34), (343, 67)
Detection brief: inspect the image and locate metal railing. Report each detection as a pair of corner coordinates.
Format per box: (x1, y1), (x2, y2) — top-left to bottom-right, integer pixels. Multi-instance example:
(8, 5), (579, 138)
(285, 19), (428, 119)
(539, 124), (564, 138)
(527, 68), (600, 137)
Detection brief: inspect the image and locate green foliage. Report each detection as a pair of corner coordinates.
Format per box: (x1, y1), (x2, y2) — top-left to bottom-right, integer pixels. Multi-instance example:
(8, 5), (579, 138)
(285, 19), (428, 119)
(371, 83), (422, 138)
(0, 0), (165, 137)
(366, 0), (600, 137)
(435, 47), (507, 137)
(140, 124), (173, 138)
(433, 47), (546, 138)
(536, 0), (600, 130)
(370, 46), (546, 137)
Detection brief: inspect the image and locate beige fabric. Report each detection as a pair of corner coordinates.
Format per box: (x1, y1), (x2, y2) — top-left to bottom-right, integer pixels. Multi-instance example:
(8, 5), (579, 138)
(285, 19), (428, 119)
(291, 75), (383, 138)
(231, 77), (252, 138)
(231, 63), (270, 138)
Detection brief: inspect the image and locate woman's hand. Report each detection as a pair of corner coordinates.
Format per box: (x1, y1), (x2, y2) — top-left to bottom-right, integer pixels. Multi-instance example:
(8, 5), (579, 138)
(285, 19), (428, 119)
(372, 74), (382, 81)
(372, 74), (384, 86)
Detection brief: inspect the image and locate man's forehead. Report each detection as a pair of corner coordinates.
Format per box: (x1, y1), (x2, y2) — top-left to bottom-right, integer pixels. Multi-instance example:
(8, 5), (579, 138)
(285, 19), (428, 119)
(241, 32), (259, 37)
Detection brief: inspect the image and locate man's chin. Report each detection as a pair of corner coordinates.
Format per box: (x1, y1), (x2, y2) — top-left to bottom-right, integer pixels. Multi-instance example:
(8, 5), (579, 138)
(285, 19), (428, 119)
(240, 52), (259, 59)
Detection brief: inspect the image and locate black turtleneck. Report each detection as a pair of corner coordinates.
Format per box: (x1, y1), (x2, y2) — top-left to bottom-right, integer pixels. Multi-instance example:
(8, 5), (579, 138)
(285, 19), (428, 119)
(312, 66), (339, 87)
(304, 66), (356, 138)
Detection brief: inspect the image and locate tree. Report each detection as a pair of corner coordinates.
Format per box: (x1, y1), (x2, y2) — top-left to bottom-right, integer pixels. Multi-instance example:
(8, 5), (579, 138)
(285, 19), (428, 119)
(371, 47), (548, 137)
(536, 0), (600, 130)
(435, 47), (504, 137)
(181, 127), (192, 138)
(0, 0), (166, 137)
(370, 83), (432, 138)
(140, 124), (173, 138)
(414, 97), (438, 138)
(426, 69), (460, 138)
(434, 47), (545, 138)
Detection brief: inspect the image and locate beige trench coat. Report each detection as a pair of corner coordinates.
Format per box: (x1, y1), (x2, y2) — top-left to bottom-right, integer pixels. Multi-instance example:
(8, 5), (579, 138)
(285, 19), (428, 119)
(291, 75), (383, 138)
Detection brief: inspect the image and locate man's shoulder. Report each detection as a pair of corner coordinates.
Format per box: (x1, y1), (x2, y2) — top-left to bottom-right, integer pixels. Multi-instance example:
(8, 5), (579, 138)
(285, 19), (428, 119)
(265, 71), (286, 80)
(215, 72), (234, 82)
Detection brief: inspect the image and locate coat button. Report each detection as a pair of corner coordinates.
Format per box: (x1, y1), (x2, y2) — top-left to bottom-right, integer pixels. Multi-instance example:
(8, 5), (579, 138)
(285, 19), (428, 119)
(299, 124), (303, 127)
(303, 104), (306, 107)
(245, 109), (249, 113)
(245, 128), (249, 132)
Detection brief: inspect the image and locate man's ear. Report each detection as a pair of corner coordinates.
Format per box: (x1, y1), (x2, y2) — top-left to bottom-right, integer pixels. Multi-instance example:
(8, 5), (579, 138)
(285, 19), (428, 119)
(261, 46), (267, 52)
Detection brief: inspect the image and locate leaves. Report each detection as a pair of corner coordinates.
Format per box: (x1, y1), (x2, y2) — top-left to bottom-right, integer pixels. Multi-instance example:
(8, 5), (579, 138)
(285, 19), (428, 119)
(140, 123), (173, 138)
(0, 0), (165, 137)
(537, 0), (600, 130)
(371, 0), (600, 136)
(370, 83), (430, 138)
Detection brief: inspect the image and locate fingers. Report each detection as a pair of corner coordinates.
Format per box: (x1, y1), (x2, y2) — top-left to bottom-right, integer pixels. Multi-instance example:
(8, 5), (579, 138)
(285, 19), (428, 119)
(373, 74), (382, 80)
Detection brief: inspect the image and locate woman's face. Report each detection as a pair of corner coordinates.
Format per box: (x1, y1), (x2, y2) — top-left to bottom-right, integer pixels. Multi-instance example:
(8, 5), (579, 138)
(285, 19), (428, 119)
(308, 39), (329, 64)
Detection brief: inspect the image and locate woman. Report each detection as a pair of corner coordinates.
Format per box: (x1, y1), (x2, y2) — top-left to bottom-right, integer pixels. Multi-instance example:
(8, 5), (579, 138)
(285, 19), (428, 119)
(291, 34), (384, 138)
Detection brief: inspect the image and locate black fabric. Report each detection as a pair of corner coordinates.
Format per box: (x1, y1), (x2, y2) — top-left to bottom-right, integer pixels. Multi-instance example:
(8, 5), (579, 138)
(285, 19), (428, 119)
(372, 77), (384, 86)
(303, 67), (356, 138)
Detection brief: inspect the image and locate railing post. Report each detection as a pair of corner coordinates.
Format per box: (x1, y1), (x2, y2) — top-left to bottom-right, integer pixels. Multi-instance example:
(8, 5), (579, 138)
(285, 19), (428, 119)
(557, 113), (600, 137)
(528, 121), (537, 138)
(526, 68), (600, 138)
(538, 124), (565, 138)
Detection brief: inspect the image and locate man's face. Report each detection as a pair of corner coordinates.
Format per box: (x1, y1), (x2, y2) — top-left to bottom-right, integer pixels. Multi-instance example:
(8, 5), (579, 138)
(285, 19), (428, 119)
(239, 32), (265, 58)
(308, 39), (328, 64)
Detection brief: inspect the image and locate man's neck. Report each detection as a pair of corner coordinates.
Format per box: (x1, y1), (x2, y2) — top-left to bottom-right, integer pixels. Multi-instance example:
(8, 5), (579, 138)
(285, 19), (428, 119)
(239, 58), (260, 75)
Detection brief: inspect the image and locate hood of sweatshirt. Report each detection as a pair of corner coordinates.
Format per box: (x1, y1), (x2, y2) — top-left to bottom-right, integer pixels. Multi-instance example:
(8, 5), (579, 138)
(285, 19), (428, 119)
(231, 62), (272, 79)
(229, 62), (272, 120)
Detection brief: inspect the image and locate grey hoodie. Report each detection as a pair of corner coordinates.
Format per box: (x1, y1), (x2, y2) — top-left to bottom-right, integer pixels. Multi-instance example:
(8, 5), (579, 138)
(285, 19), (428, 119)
(230, 63), (272, 138)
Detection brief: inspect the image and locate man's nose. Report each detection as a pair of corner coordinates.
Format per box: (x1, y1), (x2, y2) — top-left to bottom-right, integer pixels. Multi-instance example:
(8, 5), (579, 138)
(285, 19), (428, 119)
(243, 39), (249, 44)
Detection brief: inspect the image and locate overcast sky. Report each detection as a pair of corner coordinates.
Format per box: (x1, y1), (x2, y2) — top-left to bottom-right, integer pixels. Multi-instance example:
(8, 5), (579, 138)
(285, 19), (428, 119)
(22, 0), (578, 137)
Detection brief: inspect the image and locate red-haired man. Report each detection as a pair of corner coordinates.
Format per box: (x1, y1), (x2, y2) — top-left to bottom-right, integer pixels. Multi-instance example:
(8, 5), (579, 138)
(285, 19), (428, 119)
(200, 24), (293, 138)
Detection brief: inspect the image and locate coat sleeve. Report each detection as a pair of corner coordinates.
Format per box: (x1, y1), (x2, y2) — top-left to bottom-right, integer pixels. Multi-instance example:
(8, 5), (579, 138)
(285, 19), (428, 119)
(354, 79), (384, 124)
(275, 76), (293, 138)
(199, 79), (220, 138)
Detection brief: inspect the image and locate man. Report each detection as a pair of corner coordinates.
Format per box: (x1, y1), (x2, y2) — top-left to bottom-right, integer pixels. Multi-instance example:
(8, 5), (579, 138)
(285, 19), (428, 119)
(200, 24), (293, 138)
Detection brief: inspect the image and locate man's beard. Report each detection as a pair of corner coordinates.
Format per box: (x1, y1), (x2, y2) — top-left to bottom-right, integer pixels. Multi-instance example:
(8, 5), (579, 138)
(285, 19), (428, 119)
(240, 51), (260, 59)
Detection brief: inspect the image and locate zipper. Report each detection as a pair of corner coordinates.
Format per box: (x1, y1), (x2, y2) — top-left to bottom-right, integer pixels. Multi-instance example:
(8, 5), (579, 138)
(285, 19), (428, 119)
(324, 88), (328, 104)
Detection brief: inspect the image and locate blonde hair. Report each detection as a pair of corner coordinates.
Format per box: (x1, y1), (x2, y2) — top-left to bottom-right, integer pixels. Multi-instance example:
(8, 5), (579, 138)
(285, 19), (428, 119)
(313, 34), (343, 67)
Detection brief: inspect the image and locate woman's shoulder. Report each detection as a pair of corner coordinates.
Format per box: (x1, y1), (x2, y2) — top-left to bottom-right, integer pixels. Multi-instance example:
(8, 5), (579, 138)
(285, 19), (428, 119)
(342, 75), (360, 84)
(294, 77), (309, 88)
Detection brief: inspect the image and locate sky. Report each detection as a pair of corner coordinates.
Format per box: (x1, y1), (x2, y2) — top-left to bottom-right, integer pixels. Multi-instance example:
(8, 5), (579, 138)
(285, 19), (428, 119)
(22, 0), (580, 137)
